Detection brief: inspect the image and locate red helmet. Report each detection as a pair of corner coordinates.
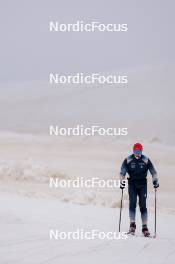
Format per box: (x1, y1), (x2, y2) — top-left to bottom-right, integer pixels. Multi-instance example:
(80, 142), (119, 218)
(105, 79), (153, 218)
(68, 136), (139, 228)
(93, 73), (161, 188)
(133, 143), (143, 151)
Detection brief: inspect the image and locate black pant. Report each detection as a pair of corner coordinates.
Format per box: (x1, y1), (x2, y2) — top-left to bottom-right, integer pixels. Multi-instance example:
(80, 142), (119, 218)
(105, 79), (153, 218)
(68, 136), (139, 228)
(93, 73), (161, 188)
(128, 182), (147, 224)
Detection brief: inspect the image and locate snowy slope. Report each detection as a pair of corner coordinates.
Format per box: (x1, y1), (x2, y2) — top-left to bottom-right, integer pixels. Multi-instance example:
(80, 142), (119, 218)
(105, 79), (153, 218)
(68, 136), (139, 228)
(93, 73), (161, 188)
(0, 132), (175, 209)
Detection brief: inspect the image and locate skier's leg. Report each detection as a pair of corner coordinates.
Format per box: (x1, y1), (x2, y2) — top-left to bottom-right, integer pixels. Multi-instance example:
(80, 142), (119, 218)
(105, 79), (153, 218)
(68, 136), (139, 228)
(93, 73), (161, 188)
(138, 184), (147, 225)
(138, 184), (150, 236)
(128, 184), (137, 223)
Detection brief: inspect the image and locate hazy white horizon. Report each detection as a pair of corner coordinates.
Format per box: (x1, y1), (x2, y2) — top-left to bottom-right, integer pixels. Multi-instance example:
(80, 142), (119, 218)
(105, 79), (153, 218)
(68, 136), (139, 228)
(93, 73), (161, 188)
(0, 0), (175, 83)
(0, 64), (174, 145)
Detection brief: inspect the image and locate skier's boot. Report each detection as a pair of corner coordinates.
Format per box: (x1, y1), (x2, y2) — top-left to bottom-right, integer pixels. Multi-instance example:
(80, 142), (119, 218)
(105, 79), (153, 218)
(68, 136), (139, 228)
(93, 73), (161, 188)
(128, 222), (136, 235)
(142, 224), (150, 237)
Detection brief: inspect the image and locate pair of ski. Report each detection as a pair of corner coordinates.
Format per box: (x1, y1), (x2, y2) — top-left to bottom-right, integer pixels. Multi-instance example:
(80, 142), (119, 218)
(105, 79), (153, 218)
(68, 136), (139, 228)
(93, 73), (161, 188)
(127, 231), (155, 238)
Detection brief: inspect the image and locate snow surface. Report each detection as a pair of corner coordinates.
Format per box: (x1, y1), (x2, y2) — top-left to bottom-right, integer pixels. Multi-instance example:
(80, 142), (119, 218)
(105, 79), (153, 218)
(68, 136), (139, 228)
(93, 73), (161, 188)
(0, 132), (175, 263)
(0, 192), (175, 264)
(0, 67), (174, 263)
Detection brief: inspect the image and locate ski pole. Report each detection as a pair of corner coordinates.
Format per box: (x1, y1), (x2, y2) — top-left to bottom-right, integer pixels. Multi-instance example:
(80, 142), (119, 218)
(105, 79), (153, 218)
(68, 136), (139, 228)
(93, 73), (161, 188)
(154, 188), (157, 238)
(119, 188), (124, 233)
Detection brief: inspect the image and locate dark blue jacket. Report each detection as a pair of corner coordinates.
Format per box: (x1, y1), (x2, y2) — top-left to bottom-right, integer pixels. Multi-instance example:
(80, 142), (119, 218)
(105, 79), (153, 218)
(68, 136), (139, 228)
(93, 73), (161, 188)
(120, 154), (157, 184)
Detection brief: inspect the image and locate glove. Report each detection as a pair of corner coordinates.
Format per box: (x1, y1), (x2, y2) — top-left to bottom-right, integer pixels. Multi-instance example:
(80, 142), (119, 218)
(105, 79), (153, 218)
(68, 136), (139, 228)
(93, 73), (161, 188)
(153, 180), (159, 188)
(120, 181), (126, 189)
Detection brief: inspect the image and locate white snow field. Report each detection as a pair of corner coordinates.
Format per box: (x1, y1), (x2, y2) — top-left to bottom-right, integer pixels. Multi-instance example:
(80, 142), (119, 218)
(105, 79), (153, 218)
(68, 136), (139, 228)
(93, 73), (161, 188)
(0, 133), (175, 264)
(0, 67), (174, 263)
(0, 192), (175, 264)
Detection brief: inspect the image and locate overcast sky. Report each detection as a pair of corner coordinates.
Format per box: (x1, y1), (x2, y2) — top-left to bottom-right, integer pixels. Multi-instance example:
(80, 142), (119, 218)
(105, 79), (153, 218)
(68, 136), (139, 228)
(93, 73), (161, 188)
(0, 0), (174, 82)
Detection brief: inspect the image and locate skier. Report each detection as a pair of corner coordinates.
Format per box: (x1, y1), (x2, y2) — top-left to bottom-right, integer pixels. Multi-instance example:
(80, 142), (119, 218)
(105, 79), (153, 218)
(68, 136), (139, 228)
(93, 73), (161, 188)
(120, 143), (159, 236)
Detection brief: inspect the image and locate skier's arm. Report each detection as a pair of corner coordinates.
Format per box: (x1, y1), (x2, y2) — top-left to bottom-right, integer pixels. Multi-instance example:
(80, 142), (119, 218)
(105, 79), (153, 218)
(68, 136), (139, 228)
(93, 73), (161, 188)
(148, 159), (159, 188)
(119, 158), (127, 182)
